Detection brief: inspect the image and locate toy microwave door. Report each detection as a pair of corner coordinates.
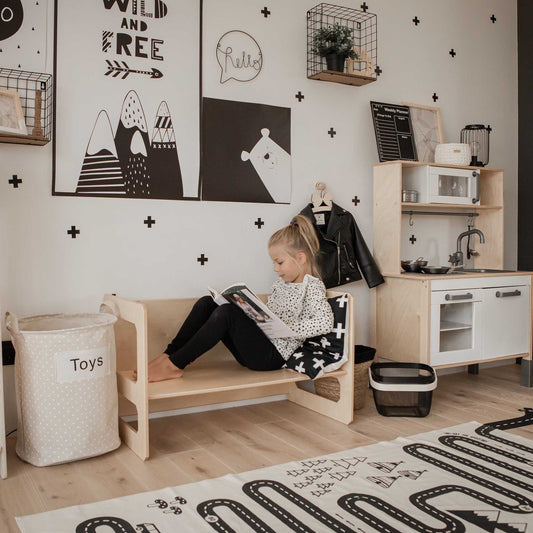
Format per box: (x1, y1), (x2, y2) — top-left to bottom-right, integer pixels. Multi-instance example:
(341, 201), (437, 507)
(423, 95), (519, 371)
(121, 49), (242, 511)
(428, 166), (480, 205)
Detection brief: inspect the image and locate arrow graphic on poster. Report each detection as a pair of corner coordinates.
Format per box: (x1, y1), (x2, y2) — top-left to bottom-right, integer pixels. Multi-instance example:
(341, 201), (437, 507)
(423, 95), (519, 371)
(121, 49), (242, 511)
(105, 60), (163, 79)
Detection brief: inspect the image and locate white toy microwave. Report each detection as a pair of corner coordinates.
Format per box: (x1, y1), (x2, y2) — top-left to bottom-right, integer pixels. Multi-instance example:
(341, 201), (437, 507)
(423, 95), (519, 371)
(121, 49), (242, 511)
(402, 165), (480, 205)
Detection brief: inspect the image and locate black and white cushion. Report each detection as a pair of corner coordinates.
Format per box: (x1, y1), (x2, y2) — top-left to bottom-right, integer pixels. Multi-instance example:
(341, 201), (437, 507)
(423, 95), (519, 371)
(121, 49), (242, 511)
(284, 294), (349, 379)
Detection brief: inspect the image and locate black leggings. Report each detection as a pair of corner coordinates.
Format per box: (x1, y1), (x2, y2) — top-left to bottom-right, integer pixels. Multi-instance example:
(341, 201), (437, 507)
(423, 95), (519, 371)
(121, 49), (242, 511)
(164, 296), (285, 371)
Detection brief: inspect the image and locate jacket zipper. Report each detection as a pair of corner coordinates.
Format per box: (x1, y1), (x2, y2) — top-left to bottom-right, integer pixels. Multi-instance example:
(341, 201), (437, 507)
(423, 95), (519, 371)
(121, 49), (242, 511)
(337, 244), (341, 284)
(321, 234), (341, 285)
(343, 245), (355, 269)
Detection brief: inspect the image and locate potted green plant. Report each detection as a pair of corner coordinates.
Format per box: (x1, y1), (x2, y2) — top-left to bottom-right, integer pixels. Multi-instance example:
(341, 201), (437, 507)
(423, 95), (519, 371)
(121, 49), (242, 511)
(312, 23), (357, 72)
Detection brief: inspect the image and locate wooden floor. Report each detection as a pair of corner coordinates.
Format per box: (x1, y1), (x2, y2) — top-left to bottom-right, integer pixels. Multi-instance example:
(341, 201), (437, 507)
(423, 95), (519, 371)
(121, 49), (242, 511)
(1, 364), (532, 532)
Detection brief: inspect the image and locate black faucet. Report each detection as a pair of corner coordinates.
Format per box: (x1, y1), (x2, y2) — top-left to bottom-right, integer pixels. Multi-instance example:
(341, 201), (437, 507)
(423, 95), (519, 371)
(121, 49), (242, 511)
(449, 228), (485, 267)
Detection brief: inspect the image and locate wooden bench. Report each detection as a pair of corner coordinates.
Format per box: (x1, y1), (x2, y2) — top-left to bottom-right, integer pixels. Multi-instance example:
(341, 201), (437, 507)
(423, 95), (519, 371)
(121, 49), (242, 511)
(102, 291), (355, 460)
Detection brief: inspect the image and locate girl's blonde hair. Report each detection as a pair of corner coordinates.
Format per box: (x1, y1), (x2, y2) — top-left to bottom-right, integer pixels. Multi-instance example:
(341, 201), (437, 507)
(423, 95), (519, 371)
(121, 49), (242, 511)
(268, 215), (321, 278)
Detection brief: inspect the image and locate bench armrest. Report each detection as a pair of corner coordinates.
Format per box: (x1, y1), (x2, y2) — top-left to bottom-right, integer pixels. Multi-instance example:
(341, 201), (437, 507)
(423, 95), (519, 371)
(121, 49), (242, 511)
(102, 293), (149, 386)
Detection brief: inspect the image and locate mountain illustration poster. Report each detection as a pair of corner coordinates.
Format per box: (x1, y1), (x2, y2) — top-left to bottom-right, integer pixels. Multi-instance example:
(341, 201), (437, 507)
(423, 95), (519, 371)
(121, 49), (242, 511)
(53, 0), (200, 199)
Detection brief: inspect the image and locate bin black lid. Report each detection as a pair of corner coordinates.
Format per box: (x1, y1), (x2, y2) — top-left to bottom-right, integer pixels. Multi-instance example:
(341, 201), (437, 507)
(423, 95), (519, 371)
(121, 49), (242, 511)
(370, 362), (436, 385)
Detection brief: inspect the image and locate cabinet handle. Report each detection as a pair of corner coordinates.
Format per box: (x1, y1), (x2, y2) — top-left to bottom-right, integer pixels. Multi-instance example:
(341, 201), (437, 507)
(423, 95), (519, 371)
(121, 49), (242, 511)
(445, 293), (473, 301)
(495, 290), (521, 298)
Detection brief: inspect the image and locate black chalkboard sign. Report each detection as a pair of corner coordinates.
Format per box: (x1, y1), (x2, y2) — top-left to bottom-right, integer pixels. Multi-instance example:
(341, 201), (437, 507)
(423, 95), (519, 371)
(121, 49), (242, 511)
(370, 101), (418, 162)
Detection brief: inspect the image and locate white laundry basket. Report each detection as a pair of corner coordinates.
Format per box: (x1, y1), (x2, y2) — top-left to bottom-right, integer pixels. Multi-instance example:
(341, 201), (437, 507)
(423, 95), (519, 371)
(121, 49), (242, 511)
(6, 310), (120, 466)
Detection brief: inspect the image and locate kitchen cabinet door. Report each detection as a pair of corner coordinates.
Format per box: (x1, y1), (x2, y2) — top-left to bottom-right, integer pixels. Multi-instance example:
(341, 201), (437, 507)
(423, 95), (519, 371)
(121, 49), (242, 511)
(430, 288), (484, 366)
(481, 285), (530, 359)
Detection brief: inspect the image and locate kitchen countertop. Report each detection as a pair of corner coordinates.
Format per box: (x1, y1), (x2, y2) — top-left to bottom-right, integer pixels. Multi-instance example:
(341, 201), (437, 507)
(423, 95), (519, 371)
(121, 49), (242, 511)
(384, 270), (533, 280)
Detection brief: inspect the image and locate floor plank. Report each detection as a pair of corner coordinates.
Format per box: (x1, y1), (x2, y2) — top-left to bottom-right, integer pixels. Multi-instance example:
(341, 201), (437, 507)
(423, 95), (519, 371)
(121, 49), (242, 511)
(2, 364), (531, 531)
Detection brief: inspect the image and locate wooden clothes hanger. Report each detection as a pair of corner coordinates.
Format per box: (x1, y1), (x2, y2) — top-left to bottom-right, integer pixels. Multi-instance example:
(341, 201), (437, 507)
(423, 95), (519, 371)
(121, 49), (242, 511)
(311, 182), (333, 213)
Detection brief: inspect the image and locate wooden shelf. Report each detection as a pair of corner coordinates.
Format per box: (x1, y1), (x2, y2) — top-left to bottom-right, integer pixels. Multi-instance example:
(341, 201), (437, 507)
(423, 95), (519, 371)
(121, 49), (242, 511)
(0, 133), (49, 146)
(308, 70), (376, 86)
(376, 160), (504, 173)
(402, 202), (503, 210)
(373, 160), (505, 277)
(440, 320), (472, 332)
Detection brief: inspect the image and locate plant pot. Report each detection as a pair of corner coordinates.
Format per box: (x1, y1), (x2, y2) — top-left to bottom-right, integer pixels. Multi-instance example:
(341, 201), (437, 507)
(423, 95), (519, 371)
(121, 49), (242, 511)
(325, 53), (345, 72)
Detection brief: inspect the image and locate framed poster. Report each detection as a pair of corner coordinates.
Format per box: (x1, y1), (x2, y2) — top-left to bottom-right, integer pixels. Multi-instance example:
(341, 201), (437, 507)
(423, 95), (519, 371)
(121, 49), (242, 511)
(0, 0), (48, 72)
(0, 88), (27, 135)
(370, 101), (417, 162)
(402, 103), (443, 163)
(201, 98), (291, 204)
(53, 0), (201, 200)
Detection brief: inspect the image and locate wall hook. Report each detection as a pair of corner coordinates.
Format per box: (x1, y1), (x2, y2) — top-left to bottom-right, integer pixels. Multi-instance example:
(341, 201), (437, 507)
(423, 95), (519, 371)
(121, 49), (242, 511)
(409, 211), (414, 226)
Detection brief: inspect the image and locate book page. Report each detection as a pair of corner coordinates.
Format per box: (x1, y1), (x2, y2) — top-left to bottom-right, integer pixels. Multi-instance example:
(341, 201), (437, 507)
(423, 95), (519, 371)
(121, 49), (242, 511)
(220, 285), (296, 339)
(207, 287), (229, 306)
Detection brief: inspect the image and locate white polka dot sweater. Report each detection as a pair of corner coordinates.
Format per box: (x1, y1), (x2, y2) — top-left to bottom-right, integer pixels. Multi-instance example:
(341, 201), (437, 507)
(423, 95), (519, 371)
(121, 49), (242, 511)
(267, 274), (334, 360)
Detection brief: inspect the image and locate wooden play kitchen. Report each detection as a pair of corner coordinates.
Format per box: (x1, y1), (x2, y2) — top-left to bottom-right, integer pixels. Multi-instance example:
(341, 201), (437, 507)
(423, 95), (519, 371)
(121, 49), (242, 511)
(372, 161), (533, 387)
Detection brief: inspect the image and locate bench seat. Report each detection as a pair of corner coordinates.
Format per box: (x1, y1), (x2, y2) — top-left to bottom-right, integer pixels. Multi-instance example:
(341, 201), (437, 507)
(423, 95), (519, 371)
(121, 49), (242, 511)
(118, 366), (348, 401)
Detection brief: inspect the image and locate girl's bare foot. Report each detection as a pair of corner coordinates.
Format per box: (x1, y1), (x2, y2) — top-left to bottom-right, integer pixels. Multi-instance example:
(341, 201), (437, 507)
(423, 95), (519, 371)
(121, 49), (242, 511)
(133, 353), (169, 380)
(147, 354), (184, 382)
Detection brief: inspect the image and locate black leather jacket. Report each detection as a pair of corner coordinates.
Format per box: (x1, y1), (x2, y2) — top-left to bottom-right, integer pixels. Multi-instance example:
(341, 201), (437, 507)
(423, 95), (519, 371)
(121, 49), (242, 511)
(300, 203), (385, 289)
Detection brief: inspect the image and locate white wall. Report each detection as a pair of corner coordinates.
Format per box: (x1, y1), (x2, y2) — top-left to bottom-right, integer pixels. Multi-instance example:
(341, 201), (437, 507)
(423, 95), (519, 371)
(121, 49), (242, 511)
(1, 0), (518, 428)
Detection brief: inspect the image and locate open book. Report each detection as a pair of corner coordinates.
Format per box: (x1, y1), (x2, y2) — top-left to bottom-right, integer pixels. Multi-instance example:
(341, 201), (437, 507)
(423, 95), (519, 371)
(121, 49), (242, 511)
(207, 283), (296, 339)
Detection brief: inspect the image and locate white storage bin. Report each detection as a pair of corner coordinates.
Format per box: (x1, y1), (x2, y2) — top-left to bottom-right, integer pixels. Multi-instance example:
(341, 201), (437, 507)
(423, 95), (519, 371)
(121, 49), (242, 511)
(434, 143), (471, 165)
(6, 312), (120, 466)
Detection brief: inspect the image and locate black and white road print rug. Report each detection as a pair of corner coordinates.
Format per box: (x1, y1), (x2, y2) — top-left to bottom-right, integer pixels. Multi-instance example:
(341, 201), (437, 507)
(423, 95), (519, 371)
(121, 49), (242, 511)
(17, 409), (533, 533)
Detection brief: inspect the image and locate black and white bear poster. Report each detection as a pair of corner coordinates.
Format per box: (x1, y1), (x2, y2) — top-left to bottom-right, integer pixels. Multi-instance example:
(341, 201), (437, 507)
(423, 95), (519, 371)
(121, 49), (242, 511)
(201, 97), (291, 203)
(53, 0), (200, 199)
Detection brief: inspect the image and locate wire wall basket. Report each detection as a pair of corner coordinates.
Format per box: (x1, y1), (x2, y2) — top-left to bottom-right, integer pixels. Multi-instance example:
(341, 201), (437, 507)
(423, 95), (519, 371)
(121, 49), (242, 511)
(0, 68), (53, 145)
(307, 3), (377, 86)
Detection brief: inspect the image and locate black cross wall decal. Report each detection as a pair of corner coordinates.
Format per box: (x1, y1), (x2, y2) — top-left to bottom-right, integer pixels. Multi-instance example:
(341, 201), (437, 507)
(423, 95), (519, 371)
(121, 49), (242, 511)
(144, 216), (155, 228)
(352, 196), (360, 206)
(67, 226), (80, 239)
(490, 14), (496, 23)
(360, 2), (368, 12)
(412, 16), (420, 25)
(409, 235), (417, 244)
(487, 125), (492, 133)
(295, 91), (304, 102)
(432, 92), (439, 102)
(197, 254), (208, 266)
(8, 175), (22, 188)
(254, 218), (265, 229)
(328, 127), (336, 138)
(449, 49), (456, 58)
(374, 65), (382, 76)
(261, 6), (270, 18)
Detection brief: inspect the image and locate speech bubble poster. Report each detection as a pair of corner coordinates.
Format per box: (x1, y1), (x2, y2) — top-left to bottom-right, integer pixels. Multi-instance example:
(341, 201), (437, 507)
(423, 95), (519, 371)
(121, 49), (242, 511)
(216, 30), (262, 84)
(52, 0), (201, 200)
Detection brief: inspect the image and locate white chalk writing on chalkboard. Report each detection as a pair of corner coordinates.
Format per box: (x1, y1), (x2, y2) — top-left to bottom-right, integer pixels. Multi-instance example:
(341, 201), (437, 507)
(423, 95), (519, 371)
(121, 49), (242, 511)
(370, 101), (418, 162)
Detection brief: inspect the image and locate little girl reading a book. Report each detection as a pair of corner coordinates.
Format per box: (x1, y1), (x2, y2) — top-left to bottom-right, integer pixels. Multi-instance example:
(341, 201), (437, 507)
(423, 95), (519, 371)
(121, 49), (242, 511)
(143, 215), (334, 382)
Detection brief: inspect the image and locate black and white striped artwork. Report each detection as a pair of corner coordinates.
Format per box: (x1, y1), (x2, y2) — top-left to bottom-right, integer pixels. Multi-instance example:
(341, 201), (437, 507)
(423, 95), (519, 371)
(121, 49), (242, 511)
(150, 101), (183, 199)
(76, 110), (126, 195)
(75, 92), (183, 199)
(53, 0), (200, 199)
(114, 90), (152, 197)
